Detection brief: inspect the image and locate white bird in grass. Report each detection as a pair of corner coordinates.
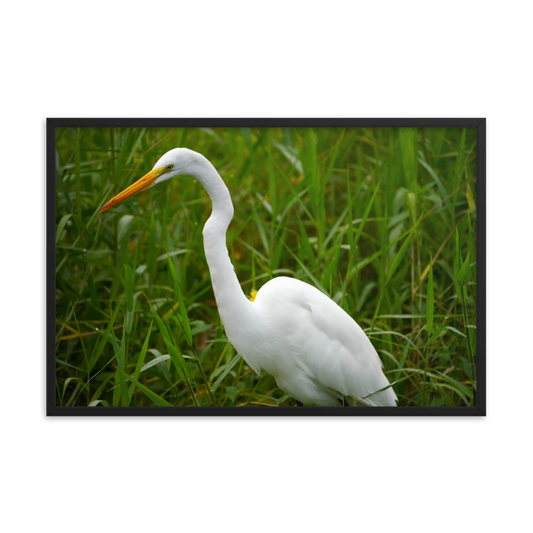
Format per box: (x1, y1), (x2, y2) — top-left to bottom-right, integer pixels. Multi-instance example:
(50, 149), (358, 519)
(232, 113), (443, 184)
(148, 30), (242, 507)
(100, 148), (397, 407)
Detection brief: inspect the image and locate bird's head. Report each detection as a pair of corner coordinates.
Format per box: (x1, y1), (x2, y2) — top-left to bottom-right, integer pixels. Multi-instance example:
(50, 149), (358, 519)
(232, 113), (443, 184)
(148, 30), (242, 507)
(98, 148), (198, 213)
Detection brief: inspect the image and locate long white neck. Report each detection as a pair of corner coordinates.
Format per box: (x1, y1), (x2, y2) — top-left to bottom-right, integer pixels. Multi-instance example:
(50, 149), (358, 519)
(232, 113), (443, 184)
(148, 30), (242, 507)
(187, 153), (253, 333)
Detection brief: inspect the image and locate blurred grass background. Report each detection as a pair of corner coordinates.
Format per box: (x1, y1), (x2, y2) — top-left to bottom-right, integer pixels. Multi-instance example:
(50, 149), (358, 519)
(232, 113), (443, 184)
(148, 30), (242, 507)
(54, 126), (477, 407)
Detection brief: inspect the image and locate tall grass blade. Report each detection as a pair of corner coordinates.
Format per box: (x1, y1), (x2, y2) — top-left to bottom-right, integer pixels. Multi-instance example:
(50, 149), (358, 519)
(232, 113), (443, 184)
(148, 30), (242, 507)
(129, 321), (153, 402)
(324, 128), (345, 184)
(399, 128), (418, 189)
(126, 128), (147, 165)
(124, 265), (134, 312)
(148, 296), (200, 402)
(458, 252), (471, 287)
(115, 366), (172, 407)
(426, 258), (434, 336)
(454, 128), (466, 195)
(148, 300), (185, 369)
(345, 168), (355, 251)
(272, 141), (303, 174)
(164, 255), (217, 405)
(324, 207), (348, 250)
(322, 245), (341, 294)
(56, 214), (72, 244)
(113, 129), (134, 184)
(386, 232), (413, 284)
(303, 129), (324, 250)
(454, 228), (463, 301)
(419, 159), (449, 202)
(147, 213), (156, 276)
(283, 241), (328, 295)
(75, 129), (82, 213)
(88, 308), (119, 372)
(211, 354), (242, 392)
(352, 181), (381, 250)
(112, 333), (129, 407)
(406, 192), (417, 225)
(295, 210), (317, 269)
(167, 253), (192, 345)
(118, 215), (134, 243)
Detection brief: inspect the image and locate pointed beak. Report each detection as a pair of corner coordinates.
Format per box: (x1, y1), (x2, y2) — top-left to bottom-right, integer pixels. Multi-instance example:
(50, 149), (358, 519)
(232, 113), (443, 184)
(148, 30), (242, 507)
(99, 167), (167, 213)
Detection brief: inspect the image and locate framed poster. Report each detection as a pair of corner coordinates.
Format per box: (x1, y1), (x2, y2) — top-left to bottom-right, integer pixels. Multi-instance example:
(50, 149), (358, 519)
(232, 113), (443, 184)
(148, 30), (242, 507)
(47, 118), (485, 415)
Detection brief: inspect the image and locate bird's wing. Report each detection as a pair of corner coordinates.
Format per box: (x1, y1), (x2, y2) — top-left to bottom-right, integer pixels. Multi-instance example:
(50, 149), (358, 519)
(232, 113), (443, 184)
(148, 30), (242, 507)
(256, 277), (397, 406)
(301, 298), (397, 406)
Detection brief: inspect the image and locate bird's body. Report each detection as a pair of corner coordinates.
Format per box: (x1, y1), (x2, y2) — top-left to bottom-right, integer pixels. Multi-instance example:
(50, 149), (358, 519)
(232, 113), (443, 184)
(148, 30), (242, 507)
(100, 147), (397, 407)
(230, 277), (397, 406)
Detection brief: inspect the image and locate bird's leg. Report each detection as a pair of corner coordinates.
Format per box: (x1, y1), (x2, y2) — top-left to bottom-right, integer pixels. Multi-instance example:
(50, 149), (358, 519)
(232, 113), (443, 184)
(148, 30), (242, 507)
(295, 400), (304, 407)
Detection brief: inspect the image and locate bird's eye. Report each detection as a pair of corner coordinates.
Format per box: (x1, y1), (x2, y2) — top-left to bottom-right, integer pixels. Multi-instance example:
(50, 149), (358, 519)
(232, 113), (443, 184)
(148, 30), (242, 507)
(167, 164), (173, 170)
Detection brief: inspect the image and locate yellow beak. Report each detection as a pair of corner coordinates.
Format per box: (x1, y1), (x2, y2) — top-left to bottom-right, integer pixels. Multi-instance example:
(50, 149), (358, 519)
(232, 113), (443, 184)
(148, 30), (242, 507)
(99, 167), (166, 213)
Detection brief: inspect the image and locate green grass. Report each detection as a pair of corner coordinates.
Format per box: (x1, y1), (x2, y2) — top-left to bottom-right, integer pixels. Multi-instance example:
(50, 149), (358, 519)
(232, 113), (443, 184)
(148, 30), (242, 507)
(55, 126), (478, 407)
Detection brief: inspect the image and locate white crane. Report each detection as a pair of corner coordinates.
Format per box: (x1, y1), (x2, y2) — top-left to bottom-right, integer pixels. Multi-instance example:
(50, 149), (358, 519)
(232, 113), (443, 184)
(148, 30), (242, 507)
(100, 148), (397, 406)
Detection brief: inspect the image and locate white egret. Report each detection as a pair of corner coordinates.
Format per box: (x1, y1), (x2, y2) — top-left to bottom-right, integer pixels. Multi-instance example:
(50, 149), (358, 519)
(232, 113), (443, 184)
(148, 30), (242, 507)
(100, 148), (397, 406)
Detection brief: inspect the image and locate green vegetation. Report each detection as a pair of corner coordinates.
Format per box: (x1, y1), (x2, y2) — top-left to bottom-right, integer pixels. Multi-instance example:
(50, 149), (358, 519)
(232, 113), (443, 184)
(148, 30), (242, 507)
(54, 126), (477, 407)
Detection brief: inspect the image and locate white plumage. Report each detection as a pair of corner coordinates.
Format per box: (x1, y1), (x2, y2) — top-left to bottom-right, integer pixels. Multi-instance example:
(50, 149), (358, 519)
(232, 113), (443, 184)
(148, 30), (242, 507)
(237, 276), (397, 406)
(100, 147), (397, 407)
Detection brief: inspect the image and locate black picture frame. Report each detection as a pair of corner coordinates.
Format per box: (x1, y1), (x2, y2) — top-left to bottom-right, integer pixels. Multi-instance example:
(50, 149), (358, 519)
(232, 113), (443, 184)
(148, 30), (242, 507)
(47, 118), (486, 416)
